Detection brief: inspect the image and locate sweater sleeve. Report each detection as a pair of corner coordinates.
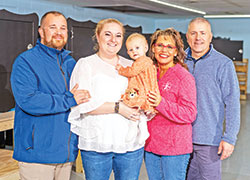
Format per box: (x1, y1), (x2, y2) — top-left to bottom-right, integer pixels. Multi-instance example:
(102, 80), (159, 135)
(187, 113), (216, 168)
(10, 56), (77, 116)
(220, 61), (241, 145)
(118, 57), (151, 77)
(156, 75), (197, 124)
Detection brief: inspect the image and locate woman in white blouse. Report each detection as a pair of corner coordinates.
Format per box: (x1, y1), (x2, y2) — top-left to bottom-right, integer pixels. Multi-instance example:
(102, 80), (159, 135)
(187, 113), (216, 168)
(68, 18), (148, 180)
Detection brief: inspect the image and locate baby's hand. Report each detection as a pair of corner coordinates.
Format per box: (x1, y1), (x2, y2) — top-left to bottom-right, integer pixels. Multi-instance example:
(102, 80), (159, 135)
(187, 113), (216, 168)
(116, 64), (122, 70)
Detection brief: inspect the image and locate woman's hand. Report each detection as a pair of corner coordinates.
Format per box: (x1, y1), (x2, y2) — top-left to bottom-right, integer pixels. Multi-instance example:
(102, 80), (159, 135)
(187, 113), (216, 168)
(119, 102), (140, 121)
(145, 110), (156, 120)
(147, 91), (162, 107)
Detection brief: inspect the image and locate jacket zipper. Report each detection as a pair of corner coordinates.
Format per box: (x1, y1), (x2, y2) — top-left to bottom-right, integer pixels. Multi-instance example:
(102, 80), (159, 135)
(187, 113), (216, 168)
(56, 53), (72, 162)
(26, 126), (35, 150)
(66, 132), (72, 162)
(57, 54), (69, 91)
(192, 62), (196, 74)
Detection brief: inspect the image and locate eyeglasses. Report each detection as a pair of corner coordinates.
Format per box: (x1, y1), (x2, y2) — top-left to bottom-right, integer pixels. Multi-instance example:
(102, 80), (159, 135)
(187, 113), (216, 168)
(154, 43), (176, 50)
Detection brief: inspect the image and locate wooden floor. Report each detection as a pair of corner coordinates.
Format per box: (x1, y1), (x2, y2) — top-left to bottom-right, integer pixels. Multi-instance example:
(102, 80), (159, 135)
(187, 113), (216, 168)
(0, 149), (19, 180)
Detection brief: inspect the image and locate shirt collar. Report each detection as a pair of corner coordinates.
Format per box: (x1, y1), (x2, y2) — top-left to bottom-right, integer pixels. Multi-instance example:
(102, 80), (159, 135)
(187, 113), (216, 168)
(187, 44), (212, 62)
(37, 39), (71, 60)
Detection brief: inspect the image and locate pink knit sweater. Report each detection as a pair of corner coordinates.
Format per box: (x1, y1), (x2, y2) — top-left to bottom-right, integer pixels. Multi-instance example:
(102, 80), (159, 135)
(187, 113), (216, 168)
(145, 63), (197, 156)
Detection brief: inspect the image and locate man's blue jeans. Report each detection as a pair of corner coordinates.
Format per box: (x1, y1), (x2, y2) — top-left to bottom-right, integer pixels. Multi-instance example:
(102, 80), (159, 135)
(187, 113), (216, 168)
(144, 151), (190, 180)
(81, 147), (144, 180)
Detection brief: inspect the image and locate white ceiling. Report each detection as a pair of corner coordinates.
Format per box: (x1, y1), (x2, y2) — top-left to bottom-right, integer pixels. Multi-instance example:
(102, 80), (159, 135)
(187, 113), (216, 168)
(45, 0), (250, 17)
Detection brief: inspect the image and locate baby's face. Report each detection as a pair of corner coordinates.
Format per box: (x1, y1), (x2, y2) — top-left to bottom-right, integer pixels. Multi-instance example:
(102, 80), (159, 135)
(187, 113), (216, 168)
(126, 37), (148, 60)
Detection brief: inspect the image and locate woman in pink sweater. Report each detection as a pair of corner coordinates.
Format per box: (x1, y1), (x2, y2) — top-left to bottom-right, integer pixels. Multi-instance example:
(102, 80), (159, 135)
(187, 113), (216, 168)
(145, 28), (197, 180)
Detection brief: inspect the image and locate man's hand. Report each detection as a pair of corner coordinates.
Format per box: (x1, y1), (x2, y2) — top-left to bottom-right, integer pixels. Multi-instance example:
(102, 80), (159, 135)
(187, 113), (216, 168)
(218, 140), (234, 160)
(71, 84), (91, 104)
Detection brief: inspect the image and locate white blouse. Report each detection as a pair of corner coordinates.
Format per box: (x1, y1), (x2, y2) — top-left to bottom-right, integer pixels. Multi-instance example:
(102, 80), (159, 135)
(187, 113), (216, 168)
(68, 54), (147, 153)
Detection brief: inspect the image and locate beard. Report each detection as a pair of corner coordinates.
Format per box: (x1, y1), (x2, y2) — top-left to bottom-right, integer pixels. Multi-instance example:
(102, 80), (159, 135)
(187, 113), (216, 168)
(44, 35), (67, 50)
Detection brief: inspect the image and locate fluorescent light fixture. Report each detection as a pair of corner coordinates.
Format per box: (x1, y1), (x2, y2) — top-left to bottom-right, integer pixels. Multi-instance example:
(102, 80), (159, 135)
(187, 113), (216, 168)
(148, 0), (206, 15)
(204, 14), (250, 18)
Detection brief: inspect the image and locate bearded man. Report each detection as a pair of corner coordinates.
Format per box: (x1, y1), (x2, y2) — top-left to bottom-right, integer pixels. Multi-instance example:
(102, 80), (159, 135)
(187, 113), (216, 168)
(11, 11), (90, 180)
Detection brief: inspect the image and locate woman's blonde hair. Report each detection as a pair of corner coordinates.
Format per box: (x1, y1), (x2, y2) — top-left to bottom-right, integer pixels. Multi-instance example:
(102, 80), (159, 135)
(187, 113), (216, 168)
(149, 28), (187, 69)
(92, 18), (125, 51)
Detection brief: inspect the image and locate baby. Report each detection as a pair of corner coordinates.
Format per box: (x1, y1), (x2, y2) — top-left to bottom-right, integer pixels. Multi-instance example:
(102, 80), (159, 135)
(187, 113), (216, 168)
(116, 33), (160, 143)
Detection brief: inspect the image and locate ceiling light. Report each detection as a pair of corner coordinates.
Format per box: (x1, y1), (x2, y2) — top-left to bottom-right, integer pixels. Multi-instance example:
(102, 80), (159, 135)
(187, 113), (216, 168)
(204, 14), (250, 18)
(148, 0), (206, 15)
